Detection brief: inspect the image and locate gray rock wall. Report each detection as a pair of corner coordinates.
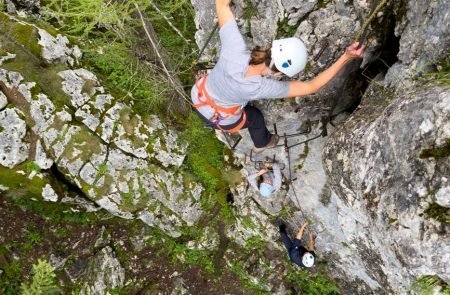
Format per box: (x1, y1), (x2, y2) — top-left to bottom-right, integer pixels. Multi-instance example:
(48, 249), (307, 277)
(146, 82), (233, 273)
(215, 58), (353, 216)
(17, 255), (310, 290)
(191, 0), (449, 293)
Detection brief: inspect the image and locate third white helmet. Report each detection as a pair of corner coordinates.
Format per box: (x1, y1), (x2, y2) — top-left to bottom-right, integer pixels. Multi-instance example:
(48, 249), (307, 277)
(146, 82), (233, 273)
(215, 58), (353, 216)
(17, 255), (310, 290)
(302, 252), (315, 268)
(271, 38), (308, 77)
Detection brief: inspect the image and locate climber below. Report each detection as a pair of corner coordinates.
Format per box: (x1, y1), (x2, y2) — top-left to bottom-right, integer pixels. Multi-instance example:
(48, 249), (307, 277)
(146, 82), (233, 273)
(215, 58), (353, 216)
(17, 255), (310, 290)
(191, 0), (365, 153)
(247, 162), (281, 197)
(279, 220), (315, 268)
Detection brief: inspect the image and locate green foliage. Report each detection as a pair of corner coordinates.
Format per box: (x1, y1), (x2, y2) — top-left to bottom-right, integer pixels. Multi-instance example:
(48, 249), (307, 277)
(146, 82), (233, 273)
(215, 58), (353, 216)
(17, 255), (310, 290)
(244, 236), (265, 256)
(148, 232), (215, 274)
(276, 18), (298, 38)
(286, 267), (340, 295)
(82, 41), (169, 115)
(97, 163), (108, 177)
(180, 114), (224, 192)
(0, 248), (22, 294)
(424, 203), (450, 223)
(14, 197), (93, 225)
(20, 259), (59, 295)
(43, 0), (140, 38)
(228, 261), (270, 294)
(243, 0), (256, 23)
(26, 161), (41, 174)
(149, 0), (196, 85)
(419, 139), (450, 160)
(22, 228), (43, 250)
(410, 275), (450, 295)
(421, 55), (450, 87)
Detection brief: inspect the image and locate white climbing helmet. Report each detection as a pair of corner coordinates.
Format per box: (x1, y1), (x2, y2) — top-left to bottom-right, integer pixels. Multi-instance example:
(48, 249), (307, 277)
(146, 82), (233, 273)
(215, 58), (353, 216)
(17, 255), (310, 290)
(302, 252), (315, 268)
(259, 182), (274, 197)
(271, 38), (308, 77)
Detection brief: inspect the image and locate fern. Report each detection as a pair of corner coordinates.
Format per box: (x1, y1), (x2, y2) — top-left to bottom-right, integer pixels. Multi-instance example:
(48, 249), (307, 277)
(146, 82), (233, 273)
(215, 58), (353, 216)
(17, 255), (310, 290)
(21, 259), (60, 295)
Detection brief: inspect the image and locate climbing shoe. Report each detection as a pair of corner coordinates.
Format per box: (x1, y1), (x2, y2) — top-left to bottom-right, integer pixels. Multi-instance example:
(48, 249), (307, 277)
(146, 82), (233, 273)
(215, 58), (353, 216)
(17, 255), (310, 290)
(278, 222), (287, 233)
(252, 134), (280, 153)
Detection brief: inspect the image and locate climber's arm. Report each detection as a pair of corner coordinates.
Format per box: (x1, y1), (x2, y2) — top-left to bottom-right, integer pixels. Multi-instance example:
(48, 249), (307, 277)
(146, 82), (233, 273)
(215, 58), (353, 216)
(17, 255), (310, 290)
(216, 0), (234, 28)
(296, 221), (309, 240)
(286, 42), (365, 98)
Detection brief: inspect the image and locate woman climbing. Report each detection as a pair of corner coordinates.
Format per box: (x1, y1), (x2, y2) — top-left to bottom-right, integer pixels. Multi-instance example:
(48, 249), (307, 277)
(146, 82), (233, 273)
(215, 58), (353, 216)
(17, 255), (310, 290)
(191, 0), (365, 153)
(247, 162), (281, 197)
(279, 220), (316, 268)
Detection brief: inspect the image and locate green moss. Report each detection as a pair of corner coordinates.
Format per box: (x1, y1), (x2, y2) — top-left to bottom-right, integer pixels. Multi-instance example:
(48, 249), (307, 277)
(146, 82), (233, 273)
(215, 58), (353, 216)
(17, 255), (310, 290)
(0, 164), (48, 198)
(419, 139), (450, 160)
(96, 163), (108, 178)
(26, 161), (41, 174)
(0, 36), (71, 109)
(0, 47), (8, 56)
(13, 197), (94, 225)
(0, 14), (42, 58)
(424, 203), (450, 223)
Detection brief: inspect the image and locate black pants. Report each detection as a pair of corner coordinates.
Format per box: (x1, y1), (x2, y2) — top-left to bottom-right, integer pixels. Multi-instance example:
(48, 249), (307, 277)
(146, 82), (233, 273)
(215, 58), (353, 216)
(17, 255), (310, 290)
(280, 230), (294, 252)
(195, 105), (271, 148)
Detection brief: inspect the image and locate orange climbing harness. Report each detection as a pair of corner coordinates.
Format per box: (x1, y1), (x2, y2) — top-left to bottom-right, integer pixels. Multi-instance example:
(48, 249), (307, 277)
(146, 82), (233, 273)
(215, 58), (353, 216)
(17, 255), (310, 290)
(193, 75), (246, 133)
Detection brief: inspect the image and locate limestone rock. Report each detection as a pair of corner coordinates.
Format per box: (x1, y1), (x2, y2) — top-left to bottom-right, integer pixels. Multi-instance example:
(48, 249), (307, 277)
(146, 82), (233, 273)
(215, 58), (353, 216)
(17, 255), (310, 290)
(0, 90), (7, 110)
(42, 183), (58, 202)
(38, 29), (81, 66)
(34, 140), (53, 169)
(0, 107), (28, 168)
(80, 246), (125, 295)
(324, 85), (450, 291)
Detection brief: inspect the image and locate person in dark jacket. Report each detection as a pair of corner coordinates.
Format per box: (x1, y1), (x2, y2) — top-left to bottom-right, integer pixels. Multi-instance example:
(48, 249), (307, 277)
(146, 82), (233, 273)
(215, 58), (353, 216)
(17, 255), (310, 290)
(279, 220), (315, 268)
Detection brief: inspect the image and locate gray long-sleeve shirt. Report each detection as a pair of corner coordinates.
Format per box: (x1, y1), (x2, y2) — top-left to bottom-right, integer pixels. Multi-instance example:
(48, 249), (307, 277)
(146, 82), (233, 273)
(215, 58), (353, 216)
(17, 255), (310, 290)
(247, 163), (282, 196)
(191, 20), (290, 125)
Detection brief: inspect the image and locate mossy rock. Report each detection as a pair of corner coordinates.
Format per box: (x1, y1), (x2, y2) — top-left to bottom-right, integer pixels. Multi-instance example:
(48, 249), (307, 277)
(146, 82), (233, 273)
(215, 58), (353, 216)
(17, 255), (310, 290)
(0, 162), (49, 199)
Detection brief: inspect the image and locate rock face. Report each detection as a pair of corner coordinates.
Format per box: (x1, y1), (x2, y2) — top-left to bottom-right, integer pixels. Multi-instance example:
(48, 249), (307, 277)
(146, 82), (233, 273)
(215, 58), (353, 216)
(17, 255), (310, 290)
(80, 246), (125, 295)
(0, 13), (203, 237)
(191, 0), (449, 293)
(0, 0), (448, 293)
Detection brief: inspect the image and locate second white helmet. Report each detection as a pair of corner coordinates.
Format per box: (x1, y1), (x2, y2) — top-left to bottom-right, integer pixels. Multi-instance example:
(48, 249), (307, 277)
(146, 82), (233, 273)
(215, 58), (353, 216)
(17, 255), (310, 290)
(271, 38), (308, 77)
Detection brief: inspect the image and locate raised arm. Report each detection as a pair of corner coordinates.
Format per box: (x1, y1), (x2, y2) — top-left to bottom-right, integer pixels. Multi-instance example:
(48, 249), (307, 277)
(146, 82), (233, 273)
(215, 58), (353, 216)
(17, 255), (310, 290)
(287, 42), (365, 97)
(216, 0), (234, 28)
(296, 221), (309, 240)
(247, 168), (268, 192)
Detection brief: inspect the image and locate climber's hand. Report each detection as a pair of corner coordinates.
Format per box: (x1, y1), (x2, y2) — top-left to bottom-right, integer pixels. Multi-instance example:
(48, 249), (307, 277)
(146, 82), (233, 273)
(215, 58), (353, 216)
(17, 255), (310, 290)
(345, 42), (365, 60)
(264, 162), (273, 168)
(258, 168), (268, 176)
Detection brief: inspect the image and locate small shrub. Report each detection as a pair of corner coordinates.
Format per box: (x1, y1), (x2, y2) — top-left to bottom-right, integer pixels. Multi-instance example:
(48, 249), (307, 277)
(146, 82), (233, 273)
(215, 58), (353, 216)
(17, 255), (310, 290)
(424, 203), (450, 223)
(20, 259), (60, 295)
